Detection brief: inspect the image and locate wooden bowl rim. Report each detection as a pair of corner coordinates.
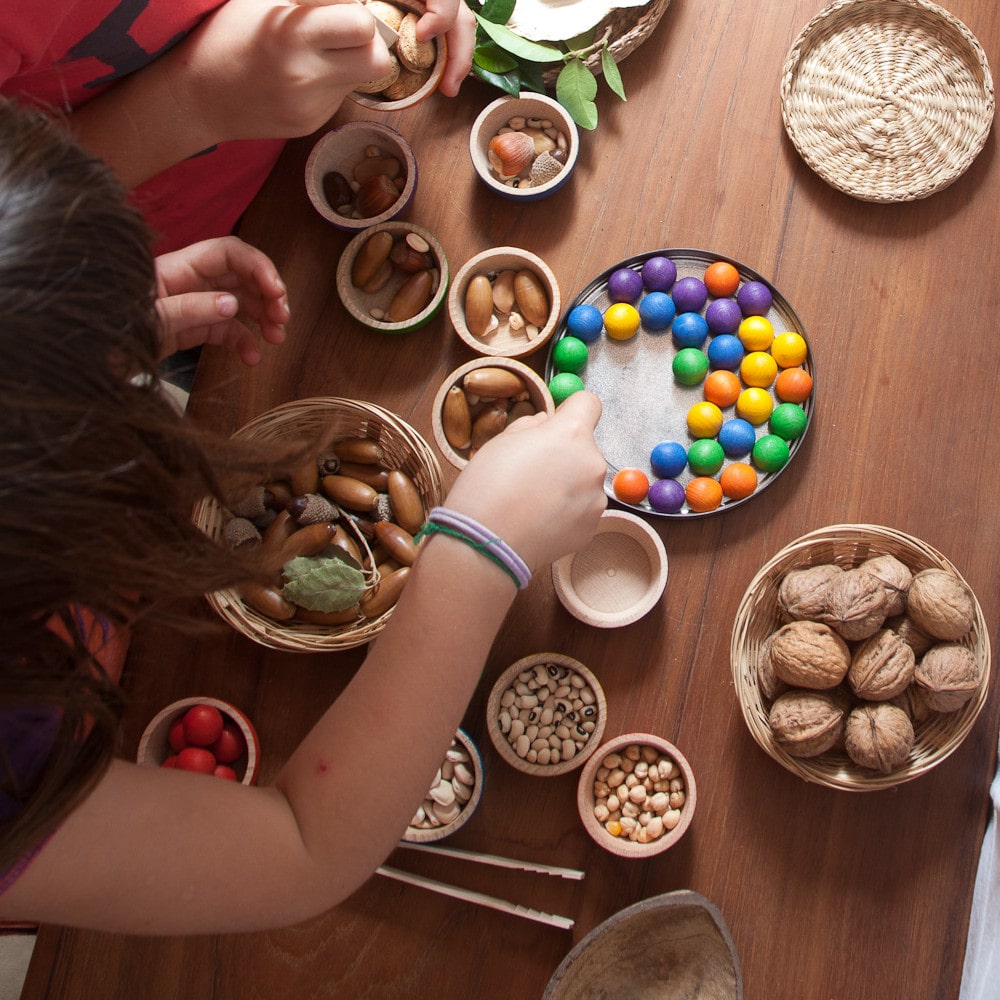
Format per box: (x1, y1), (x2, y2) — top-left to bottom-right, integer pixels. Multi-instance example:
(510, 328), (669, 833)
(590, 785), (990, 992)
(485, 652), (607, 777)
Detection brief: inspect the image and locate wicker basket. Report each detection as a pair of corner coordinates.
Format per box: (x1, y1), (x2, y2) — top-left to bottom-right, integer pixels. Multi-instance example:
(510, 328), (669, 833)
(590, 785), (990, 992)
(731, 524), (991, 791)
(192, 397), (444, 653)
(780, 0), (994, 202)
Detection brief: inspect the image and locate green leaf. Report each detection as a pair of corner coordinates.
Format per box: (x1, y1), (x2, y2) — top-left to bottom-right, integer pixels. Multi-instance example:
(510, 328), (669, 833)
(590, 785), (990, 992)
(565, 29), (596, 51)
(281, 551), (367, 613)
(474, 14), (563, 64)
(556, 58), (599, 130)
(601, 45), (627, 102)
(474, 41), (519, 74)
(473, 63), (522, 96)
(476, 0), (515, 26)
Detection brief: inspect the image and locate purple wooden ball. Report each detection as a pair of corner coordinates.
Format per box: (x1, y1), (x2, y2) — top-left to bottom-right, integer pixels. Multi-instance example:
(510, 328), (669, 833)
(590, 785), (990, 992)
(648, 478), (686, 514)
(705, 297), (742, 334)
(671, 276), (708, 314)
(607, 267), (644, 303)
(736, 280), (773, 316)
(641, 256), (677, 292)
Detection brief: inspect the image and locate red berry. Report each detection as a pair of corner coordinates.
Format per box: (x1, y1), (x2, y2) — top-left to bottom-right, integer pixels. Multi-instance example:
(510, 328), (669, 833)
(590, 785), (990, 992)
(167, 718), (187, 753)
(175, 746), (217, 775)
(182, 704), (224, 747)
(210, 721), (247, 764)
(213, 765), (239, 781)
(162, 755), (179, 769)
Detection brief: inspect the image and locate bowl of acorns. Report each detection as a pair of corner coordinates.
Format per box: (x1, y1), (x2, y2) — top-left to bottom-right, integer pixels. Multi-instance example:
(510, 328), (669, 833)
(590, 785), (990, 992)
(731, 523), (991, 790)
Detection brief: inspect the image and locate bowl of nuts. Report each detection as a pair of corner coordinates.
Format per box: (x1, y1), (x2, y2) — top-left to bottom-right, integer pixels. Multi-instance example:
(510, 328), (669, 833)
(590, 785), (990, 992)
(577, 733), (696, 858)
(191, 396), (445, 652)
(448, 247), (561, 358)
(350, 0), (448, 112)
(470, 93), (579, 200)
(403, 728), (484, 842)
(731, 523), (992, 790)
(431, 356), (556, 469)
(137, 696), (261, 786)
(336, 221), (448, 332)
(486, 653), (607, 777)
(305, 120), (417, 232)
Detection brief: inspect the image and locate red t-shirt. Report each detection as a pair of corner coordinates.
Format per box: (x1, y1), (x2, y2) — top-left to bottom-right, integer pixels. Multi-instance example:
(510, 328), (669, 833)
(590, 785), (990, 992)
(0, 0), (285, 254)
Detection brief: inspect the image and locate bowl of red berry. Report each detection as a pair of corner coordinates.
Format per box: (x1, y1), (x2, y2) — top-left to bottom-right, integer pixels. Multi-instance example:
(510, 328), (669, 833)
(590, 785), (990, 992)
(137, 696), (261, 785)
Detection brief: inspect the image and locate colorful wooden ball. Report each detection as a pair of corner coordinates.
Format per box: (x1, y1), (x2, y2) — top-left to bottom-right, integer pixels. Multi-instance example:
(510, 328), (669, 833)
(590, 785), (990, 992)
(607, 267), (644, 304)
(703, 369), (741, 408)
(686, 476), (723, 512)
(707, 333), (744, 370)
(717, 418), (757, 457)
(549, 371), (585, 404)
(650, 440), (688, 479)
(687, 438), (725, 475)
(648, 478), (686, 513)
(775, 367), (813, 403)
(641, 256), (677, 292)
(672, 311), (710, 349)
(687, 401), (724, 438)
(770, 331), (808, 368)
(704, 261), (740, 297)
(638, 291), (675, 331)
(737, 315), (774, 351)
(736, 387), (773, 425)
(720, 462), (758, 499)
(603, 302), (641, 341)
(739, 351), (778, 388)
(673, 347), (710, 385)
(769, 402), (808, 440)
(752, 434), (790, 472)
(705, 297), (742, 334)
(737, 280), (773, 316)
(612, 467), (650, 504)
(671, 276), (708, 313)
(566, 303), (604, 343)
(552, 335), (589, 374)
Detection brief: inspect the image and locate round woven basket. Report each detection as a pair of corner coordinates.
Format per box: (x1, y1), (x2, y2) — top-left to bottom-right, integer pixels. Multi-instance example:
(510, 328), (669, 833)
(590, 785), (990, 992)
(780, 0), (995, 202)
(731, 524), (991, 791)
(192, 397), (444, 653)
(509, 0), (672, 85)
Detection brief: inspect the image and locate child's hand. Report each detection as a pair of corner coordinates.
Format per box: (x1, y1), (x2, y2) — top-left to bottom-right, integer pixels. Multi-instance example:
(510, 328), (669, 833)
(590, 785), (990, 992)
(154, 237), (290, 365)
(417, 0), (476, 96)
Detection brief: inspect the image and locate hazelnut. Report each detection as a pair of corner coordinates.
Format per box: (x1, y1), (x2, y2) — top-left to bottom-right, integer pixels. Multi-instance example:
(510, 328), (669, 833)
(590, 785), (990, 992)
(777, 563), (843, 622)
(826, 567), (889, 641)
(906, 568), (976, 641)
(847, 628), (915, 701)
(768, 620), (851, 690)
(769, 688), (847, 757)
(845, 703), (915, 773)
(914, 643), (982, 712)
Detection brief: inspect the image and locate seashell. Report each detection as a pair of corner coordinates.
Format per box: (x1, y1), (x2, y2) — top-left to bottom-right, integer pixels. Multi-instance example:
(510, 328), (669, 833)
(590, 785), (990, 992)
(464, 274), (495, 337)
(487, 131), (535, 180)
(513, 269), (550, 326)
(528, 150), (564, 187)
(387, 269), (434, 322)
(442, 385), (472, 449)
(351, 230), (394, 287)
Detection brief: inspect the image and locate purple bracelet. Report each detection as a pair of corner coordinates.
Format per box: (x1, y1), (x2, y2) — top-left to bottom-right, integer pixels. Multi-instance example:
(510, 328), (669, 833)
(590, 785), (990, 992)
(419, 507), (532, 590)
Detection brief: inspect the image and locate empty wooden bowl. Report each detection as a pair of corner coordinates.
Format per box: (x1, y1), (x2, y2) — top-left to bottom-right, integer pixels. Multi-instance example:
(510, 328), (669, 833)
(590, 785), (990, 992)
(305, 120), (417, 232)
(137, 696), (261, 786)
(552, 510), (668, 627)
(431, 356), (555, 469)
(576, 732), (697, 859)
(470, 93), (579, 200)
(336, 221), (449, 333)
(448, 247), (561, 358)
(486, 653), (607, 777)
(402, 728), (484, 842)
(543, 890), (742, 999)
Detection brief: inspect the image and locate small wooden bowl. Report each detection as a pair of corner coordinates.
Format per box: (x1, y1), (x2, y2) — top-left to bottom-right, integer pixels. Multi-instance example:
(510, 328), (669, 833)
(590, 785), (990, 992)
(402, 728), (484, 842)
(336, 221), (449, 333)
(448, 247), (561, 358)
(577, 732), (697, 859)
(552, 510), (668, 627)
(137, 696), (261, 786)
(431, 356), (555, 470)
(305, 121), (417, 232)
(486, 653), (607, 777)
(470, 93), (579, 200)
(543, 890), (743, 1000)
(350, 0), (447, 112)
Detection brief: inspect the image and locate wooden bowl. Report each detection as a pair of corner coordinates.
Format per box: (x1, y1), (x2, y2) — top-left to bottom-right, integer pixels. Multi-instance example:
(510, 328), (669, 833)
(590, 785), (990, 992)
(305, 121), (417, 232)
(543, 890), (743, 1000)
(402, 728), (484, 842)
(731, 523), (992, 790)
(336, 221), (449, 333)
(576, 732), (697, 859)
(470, 93), (579, 200)
(552, 510), (668, 627)
(349, 0), (447, 112)
(137, 696), (261, 786)
(191, 397), (444, 652)
(430, 356), (555, 470)
(486, 653), (607, 777)
(448, 247), (561, 358)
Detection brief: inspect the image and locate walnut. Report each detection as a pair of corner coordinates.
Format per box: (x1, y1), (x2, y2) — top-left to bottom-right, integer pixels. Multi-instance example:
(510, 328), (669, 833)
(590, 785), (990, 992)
(777, 563), (843, 622)
(906, 568), (976, 640)
(884, 614), (935, 659)
(914, 643), (982, 712)
(847, 628), (915, 701)
(769, 620), (851, 690)
(769, 689), (847, 757)
(890, 684), (934, 725)
(826, 567), (889, 641)
(845, 703), (915, 773)
(755, 632), (788, 701)
(860, 554), (913, 617)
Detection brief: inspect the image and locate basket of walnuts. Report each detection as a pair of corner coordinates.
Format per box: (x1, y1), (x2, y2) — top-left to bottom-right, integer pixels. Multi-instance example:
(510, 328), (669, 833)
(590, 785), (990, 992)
(731, 523), (991, 790)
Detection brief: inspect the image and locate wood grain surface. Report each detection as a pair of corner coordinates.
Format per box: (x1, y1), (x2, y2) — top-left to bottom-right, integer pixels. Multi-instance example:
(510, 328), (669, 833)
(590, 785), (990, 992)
(24, 0), (1000, 997)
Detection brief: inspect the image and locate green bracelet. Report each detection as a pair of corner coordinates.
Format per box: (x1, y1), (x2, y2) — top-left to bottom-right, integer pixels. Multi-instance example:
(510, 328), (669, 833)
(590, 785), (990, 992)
(414, 521), (523, 589)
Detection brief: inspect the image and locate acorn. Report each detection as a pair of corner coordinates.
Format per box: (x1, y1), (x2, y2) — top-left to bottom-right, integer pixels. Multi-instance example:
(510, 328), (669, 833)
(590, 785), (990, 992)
(487, 131), (535, 180)
(355, 173), (400, 218)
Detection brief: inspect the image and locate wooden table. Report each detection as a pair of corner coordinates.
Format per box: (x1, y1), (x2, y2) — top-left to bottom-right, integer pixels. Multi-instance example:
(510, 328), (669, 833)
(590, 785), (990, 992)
(24, 0), (1000, 996)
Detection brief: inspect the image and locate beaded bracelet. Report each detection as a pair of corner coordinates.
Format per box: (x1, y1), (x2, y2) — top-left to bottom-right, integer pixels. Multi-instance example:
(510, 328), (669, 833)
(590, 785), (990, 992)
(414, 507), (532, 590)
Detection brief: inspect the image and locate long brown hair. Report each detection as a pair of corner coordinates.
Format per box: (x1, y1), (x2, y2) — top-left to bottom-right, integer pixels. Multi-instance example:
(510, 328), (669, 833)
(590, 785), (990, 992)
(0, 99), (291, 869)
